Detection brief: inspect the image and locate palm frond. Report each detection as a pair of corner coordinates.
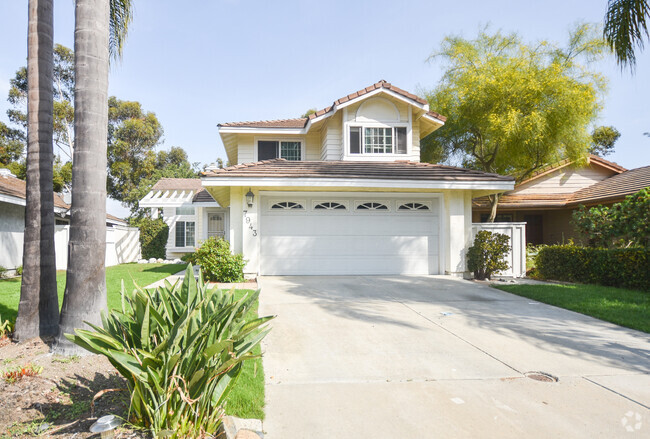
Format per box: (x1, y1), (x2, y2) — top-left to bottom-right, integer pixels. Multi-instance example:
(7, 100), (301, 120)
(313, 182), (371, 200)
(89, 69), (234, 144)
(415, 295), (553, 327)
(109, 0), (134, 62)
(603, 0), (650, 69)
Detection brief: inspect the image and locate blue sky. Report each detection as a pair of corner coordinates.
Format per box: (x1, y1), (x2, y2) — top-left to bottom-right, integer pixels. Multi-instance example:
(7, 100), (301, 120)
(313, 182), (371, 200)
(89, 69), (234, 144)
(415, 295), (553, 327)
(1, 0), (648, 217)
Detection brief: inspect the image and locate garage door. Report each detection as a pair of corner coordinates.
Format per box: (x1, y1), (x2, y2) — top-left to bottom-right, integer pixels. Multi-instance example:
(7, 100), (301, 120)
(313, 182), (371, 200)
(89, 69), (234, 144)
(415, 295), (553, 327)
(260, 195), (440, 275)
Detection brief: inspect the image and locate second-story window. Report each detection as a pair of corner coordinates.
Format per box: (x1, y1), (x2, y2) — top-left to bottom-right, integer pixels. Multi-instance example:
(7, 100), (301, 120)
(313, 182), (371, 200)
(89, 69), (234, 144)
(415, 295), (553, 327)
(349, 126), (407, 155)
(258, 140), (302, 161)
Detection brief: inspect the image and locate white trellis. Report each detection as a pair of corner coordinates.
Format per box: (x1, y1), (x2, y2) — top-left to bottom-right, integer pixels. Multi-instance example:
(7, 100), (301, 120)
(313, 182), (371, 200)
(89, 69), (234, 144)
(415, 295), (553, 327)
(139, 189), (196, 208)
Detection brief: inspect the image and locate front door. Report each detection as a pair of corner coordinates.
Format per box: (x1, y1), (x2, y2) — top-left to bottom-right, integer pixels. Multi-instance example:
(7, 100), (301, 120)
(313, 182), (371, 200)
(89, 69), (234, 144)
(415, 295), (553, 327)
(207, 212), (225, 239)
(524, 214), (543, 245)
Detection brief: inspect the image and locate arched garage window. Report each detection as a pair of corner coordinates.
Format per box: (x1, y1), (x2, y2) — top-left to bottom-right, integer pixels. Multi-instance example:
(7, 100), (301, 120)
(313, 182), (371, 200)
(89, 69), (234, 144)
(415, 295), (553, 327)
(356, 202), (388, 210)
(314, 202), (346, 210)
(398, 202), (430, 211)
(271, 201), (304, 210)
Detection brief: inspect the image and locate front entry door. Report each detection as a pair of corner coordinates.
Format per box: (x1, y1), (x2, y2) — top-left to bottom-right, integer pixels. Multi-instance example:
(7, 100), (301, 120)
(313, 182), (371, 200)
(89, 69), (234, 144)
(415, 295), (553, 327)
(207, 212), (225, 239)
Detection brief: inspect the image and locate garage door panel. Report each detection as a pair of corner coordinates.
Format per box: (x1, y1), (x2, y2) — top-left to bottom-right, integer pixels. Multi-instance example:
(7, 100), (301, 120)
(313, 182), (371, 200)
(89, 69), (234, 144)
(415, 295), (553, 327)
(261, 236), (439, 257)
(260, 195), (440, 275)
(263, 215), (438, 236)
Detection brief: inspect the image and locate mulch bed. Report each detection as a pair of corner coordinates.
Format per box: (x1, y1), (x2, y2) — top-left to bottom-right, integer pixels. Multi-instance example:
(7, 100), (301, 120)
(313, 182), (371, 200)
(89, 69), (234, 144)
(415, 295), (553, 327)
(0, 336), (146, 438)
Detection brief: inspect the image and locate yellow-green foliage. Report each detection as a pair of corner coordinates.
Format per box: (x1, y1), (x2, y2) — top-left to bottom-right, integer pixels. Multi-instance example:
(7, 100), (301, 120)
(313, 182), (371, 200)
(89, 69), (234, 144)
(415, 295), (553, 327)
(423, 24), (607, 180)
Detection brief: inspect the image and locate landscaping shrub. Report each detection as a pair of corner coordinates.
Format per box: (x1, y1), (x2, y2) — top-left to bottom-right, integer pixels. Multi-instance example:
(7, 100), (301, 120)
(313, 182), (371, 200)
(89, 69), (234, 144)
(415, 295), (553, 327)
(572, 187), (650, 248)
(66, 264), (273, 438)
(0, 266), (7, 279)
(467, 230), (510, 280)
(190, 237), (246, 283)
(15, 265), (22, 276)
(136, 217), (169, 259)
(536, 245), (649, 291)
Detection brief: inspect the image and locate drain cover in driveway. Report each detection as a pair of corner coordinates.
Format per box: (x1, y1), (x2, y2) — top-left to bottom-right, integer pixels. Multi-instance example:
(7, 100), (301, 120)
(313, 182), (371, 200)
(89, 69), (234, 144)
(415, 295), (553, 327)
(524, 371), (558, 382)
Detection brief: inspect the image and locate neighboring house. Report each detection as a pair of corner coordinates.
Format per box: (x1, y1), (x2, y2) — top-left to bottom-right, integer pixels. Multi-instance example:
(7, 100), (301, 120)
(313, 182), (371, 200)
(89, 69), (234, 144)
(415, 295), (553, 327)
(143, 80), (514, 277)
(139, 178), (223, 259)
(472, 156), (650, 245)
(0, 168), (140, 270)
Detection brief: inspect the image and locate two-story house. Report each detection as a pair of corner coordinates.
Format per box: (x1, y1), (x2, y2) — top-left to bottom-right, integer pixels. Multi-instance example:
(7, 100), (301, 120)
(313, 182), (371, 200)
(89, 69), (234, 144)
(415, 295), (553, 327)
(141, 80), (514, 277)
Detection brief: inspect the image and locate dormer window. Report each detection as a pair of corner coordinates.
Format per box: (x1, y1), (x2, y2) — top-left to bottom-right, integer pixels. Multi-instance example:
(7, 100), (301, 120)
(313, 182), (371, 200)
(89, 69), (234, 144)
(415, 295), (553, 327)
(349, 126), (407, 155)
(258, 140), (302, 161)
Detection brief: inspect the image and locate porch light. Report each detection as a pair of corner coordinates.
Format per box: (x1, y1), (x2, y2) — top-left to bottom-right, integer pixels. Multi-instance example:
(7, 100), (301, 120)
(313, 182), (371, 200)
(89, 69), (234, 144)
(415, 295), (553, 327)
(245, 188), (255, 207)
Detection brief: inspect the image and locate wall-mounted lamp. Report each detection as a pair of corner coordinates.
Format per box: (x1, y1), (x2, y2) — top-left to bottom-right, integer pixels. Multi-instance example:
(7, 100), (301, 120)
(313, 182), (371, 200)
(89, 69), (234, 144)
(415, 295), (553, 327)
(245, 188), (255, 207)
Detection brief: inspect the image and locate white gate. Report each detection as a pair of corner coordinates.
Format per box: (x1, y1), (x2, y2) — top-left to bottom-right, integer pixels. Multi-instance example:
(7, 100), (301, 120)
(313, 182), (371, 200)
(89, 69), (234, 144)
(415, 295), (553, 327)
(470, 222), (527, 278)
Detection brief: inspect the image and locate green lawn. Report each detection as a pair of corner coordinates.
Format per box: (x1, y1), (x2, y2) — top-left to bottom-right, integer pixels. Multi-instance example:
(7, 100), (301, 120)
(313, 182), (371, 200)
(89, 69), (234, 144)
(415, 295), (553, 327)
(226, 290), (266, 420)
(0, 263), (186, 326)
(0, 263), (266, 420)
(494, 283), (650, 333)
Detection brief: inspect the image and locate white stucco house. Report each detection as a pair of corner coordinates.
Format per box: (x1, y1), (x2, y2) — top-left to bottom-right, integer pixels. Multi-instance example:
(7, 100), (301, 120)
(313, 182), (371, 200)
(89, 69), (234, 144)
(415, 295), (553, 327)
(142, 80), (514, 277)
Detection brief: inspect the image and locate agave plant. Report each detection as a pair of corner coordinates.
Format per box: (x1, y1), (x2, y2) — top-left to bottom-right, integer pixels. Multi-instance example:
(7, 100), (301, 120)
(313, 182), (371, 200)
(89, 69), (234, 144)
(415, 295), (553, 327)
(66, 264), (273, 437)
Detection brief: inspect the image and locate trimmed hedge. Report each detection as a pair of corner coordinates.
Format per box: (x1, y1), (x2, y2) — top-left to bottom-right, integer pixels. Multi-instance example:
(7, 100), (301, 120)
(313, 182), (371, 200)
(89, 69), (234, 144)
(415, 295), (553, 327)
(136, 218), (169, 260)
(536, 245), (649, 291)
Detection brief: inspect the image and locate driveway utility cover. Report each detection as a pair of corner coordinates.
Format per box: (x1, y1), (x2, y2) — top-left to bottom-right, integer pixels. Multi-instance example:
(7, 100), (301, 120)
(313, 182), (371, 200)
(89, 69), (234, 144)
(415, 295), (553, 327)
(259, 276), (650, 439)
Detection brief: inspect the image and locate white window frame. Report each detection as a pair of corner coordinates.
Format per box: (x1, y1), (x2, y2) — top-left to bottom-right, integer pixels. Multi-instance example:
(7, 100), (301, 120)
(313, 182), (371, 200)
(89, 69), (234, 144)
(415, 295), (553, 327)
(175, 220), (196, 248)
(347, 123), (409, 156)
(254, 137), (305, 162)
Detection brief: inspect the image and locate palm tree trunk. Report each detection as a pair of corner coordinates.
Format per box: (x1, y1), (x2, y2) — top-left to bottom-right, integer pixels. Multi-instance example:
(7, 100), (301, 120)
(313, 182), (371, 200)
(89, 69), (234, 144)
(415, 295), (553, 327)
(54, 0), (110, 354)
(15, 0), (59, 341)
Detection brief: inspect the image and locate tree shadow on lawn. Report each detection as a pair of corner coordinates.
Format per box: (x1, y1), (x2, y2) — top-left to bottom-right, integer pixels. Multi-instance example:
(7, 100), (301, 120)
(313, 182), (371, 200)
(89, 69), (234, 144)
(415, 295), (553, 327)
(262, 275), (650, 374)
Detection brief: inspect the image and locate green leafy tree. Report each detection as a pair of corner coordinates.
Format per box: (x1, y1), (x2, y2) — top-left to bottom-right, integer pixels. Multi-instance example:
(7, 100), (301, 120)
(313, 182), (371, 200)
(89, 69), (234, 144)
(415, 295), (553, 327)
(589, 126), (621, 157)
(0, 121), (24, 166)
(106, 96), (164, 201)
(8, 44), (75, 162)
(572, 187), (650, 248)
(604, 0), (650, 69)
(424, 25), (607, 221)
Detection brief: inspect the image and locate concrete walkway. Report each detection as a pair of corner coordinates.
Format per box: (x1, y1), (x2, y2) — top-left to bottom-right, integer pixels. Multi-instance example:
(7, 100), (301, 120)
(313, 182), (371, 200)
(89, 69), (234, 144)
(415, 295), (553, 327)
(258, 276), (650, 438)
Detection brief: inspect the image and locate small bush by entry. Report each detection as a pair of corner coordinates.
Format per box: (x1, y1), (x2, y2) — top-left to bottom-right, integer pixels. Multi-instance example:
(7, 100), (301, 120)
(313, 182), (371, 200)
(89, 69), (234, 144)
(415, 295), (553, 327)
(467, 230), (510, 280)
(184, 237), (246, 283)
(136, 217), (169, 259)
(536, 245), (649, 291)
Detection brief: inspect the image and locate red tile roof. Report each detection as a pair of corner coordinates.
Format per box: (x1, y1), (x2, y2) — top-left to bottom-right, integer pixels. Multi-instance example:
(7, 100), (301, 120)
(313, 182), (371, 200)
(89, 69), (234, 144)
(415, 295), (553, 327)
(0, 174), (69, 209)
(218, 80), (446, 129)
(203, 158), (512, 182)
(151, 178), (203, 191)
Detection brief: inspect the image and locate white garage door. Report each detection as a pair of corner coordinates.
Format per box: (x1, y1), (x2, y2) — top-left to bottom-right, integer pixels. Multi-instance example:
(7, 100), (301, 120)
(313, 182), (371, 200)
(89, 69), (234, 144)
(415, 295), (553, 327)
(260, 195), (440, 275)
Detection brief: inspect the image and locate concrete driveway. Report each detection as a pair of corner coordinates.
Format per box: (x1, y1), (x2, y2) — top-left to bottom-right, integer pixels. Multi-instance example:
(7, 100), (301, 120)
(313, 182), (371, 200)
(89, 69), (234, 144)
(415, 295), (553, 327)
(258, 276), (650, 438)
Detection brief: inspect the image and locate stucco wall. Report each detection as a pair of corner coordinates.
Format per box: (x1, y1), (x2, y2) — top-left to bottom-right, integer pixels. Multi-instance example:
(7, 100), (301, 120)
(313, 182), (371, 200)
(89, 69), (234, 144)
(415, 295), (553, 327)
(0, 202), (25, 269)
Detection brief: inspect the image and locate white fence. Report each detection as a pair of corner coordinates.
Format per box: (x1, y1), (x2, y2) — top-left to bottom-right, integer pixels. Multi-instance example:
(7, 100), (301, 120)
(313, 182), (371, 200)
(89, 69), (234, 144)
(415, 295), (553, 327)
(0, 231), (23, 270)
(471, 222), (527, 278)
(55, 225), (141, 270)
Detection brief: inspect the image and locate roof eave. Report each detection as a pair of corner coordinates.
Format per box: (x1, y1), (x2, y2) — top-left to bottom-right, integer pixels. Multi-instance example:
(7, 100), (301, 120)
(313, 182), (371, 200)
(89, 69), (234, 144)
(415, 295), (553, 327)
(201, 175), (514, 191)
